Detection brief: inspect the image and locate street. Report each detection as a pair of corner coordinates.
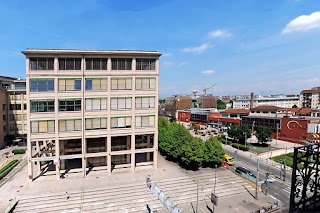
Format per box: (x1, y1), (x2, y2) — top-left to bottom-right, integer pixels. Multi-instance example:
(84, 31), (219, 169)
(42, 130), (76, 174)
(225, 149), (292, 211)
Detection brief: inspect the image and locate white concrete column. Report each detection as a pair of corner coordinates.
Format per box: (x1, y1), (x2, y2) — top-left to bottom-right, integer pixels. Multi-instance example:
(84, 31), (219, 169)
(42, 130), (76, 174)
(107, 136), (111, 175)
(36, 141), (41, 173)
(26, 56), (33, 181)
(131, 135), (135, 172)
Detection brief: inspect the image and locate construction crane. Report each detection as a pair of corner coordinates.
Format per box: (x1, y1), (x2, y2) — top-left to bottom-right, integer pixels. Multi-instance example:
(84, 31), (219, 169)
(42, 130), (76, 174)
(203, 84), (216, 95)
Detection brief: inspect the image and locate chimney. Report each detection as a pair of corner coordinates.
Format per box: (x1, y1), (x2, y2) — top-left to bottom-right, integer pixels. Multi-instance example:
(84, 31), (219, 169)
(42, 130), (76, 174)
(250, 92), (254, 109)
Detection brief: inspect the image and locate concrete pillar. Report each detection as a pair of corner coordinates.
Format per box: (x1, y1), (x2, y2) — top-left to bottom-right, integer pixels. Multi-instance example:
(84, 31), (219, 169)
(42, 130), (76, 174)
(82, 138), (86, 178)
(105, 137), (108, 165)
(147, 135), (151, 161)
(131, 135), (135, 172)
(36, 141), (41, 173)
(43, 140), (47, 157)
(107, 136), (111, 175)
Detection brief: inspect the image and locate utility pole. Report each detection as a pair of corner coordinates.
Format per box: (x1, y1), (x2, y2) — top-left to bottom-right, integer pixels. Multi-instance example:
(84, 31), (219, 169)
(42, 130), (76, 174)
(244, 132), (247, 148)
(255, 158), (259, 200)
(276, 123), (279, 148)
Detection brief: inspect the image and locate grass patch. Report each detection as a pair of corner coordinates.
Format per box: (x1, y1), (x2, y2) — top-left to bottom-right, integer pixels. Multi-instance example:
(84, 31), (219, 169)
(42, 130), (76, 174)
(246, 143), (277, 153)
(12, 148), (26, 155)
(0, 159), (19, 174)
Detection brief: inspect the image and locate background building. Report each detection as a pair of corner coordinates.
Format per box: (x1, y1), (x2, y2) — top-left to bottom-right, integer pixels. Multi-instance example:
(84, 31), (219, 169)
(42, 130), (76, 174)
(23, 48), (160, 180)
(164, 95), (192, 117)
(300, 87), (320, 109)
(0, 76), (27, 149)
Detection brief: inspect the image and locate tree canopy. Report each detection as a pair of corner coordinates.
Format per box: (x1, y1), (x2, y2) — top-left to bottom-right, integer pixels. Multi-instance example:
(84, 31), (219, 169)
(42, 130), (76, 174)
(255, 126), (272, 143)
(227, 124), (251, 144)
(158, 117), (225, 169)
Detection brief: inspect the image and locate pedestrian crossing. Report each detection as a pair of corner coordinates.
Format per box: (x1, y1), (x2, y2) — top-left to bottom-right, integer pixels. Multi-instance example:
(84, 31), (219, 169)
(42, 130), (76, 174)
(282, 185), (313, 198)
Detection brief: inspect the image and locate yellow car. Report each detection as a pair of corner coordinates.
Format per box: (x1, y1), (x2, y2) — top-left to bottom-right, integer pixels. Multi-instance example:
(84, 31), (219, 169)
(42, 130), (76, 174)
(224, 155), (234, 166)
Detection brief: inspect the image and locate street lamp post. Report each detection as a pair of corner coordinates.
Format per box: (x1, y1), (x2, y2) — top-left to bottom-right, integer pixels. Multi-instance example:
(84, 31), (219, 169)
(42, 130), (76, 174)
(244, 132), (247, 148)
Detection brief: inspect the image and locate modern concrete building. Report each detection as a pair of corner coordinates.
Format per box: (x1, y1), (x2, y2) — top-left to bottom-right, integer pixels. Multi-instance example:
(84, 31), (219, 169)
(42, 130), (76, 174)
(164, 95), (192, 116)
(300, 87), (320, 109)
(0, 76), (27, 149)
(22, 48), (161, 180)
(233, 95), (300, 109)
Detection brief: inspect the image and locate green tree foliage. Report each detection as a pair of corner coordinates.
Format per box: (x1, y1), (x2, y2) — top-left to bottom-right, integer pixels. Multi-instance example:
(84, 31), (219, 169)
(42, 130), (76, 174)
(203, 137), (225, 166)
(227, 125), (251, 144)
(255, 126), (272, 143)
(217, 99), (226, 109)
(180, 137), (204, 168)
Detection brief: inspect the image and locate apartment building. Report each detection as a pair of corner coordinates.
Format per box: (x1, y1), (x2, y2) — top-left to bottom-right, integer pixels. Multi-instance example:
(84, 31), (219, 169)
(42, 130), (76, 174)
(0, 76), (27, 149)
(23, 48), (161, 180)
(164, 95), (192, 116)
(300, 87), (320, 109)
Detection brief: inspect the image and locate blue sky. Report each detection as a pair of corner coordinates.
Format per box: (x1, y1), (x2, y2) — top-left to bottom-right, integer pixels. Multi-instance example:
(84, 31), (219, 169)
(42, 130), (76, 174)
(0, 0), (320, 97)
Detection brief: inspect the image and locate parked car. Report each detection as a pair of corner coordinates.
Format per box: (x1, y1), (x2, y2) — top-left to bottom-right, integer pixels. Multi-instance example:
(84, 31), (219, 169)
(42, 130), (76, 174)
(235, 166), (256, 179)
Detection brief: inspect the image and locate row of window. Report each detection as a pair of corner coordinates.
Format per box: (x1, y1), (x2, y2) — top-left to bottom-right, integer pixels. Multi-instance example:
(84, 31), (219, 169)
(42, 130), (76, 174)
(5, 124), (27, 131)
(30, 97), (155, 112)
(30, 78), (156, 92)
(9, 104), (27, 111)
(31, 115), (155, 133)
(30, 57), (156, 71)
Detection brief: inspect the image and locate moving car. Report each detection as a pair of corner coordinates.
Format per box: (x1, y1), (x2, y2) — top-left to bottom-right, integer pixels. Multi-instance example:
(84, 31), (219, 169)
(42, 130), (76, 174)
(224, 155), (234, 165)
(235, 166), (256, 179)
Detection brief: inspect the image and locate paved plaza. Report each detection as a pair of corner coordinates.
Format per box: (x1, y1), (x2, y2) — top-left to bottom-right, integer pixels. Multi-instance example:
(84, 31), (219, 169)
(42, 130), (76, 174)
(0, 153), (281, 213)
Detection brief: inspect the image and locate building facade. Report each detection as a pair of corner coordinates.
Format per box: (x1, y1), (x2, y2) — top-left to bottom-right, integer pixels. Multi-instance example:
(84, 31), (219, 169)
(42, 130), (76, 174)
(0, 76), (27, 149)
(233, 95), (300, 109)
(23, 48), (161, 180)
(300, 87), (320, 109)
(164, 95), (192, 116)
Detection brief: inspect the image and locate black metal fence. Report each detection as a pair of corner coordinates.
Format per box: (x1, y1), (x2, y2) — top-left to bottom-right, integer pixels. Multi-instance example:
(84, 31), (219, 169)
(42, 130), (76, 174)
(289, 143), (320, 212)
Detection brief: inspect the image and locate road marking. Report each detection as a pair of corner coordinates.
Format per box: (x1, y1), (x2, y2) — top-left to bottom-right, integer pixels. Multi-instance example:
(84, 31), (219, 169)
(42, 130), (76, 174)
(269, 195), (277, 200)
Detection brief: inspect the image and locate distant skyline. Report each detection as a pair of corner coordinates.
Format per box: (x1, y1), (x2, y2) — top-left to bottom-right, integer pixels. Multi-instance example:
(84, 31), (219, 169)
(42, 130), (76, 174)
(0, 0), (320, 97)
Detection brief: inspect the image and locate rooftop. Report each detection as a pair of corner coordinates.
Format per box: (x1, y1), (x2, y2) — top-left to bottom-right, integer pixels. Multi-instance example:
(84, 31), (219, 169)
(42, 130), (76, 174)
(250, 105), (284, 111)
(22, 48), (161, 56)
(221, 109), (250, 114)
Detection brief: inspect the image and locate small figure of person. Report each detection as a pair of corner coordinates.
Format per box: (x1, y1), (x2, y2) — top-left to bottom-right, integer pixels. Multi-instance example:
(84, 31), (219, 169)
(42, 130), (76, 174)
(65, 192), (69, 200)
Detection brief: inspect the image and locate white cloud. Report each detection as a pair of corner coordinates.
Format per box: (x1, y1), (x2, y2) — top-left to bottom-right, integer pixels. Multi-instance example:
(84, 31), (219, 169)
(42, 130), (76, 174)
(177, 62), (188, 67)
(282, 12), (320, 34)
(202, 69), (216, 75)
(182, 43), (212, 53)
(208, 29), (232, 38)
(162, 52), (173, 57)
(162, 61), (174, 67)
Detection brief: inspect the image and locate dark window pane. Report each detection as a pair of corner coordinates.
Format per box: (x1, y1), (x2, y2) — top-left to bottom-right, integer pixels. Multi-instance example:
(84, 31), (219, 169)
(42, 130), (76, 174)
(86, 79), (92, 90)
(75, 80), (81, 90)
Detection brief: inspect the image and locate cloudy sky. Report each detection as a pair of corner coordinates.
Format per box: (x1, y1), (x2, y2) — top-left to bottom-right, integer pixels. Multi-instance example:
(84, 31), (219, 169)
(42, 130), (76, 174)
(0, 0), (320, 97)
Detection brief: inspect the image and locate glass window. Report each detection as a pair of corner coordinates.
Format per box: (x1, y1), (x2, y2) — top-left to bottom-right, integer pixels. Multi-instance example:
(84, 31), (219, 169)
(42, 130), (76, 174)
(59, 119), (82, 132)
(110, 117), (131, 128)
(58, 79), (81, 91)
(111, 58), (132, 70)
(111, 78), (132, 90)
(136, 115), (155, 127)
(85, 98), (107, 110)
(111, 98), (132, 110)
(29, 58), (54, 70)
(135, 97), (155, 109)
(136, 59), (156, 70)
(85, 78), (108, 91)
(86, 58), (108, 70)
(30, 79), (54, 92)
(135, 78), (156, 90)
(58, 58), (81, 70)
(85, 118), (107, 130)
(9, 104), (21, 110)
(31, 100), (55, 113)
(31, 120), (55, 133)
(59, 99), (81, 111)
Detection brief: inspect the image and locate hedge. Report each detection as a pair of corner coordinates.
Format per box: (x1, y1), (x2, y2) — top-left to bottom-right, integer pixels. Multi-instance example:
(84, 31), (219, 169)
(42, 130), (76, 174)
(232, 143), (249, 151)
(12, 148), (26, 155)
(0, 159), (18, 174)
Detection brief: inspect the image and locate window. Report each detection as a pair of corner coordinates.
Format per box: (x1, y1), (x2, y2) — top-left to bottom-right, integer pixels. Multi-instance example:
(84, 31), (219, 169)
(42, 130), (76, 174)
(85, 78), (107, 90)
(31, 100), (55, 113)
(135, 78), (156, 90)
(111, 58), (132, 70)
(111, 97), (132, 110)
(3, 104), (7, 111)
(31, 120), (55, 133)
(85, 98), (107, 110)
(3, 115), (6, 121)
(24, 124), (27, 131)
(59, 119), (82, 132)
(135, 97), (155, 109)
(30, 79), (54, 92)
(24, 104), (27, 110)
(111, 117), (131, 128)
(136, 115), (155, 127)
(111, 78), (132, 90)
(17, 124), (22, 131)
(15, 114), (22, 121)
(85, 118), (107, 130)
(30, 58), (54, 70)
(58, 79), (81, 91)
(23, 114), (27, 120)
(58, 58), (81, 70)
(86, 58), (107, 70)
(3, 125), (7, 131)
(87, 138), (106, 153)
(9, 114), (14, 121)
(9, 94), (21, 100)
(9, 104), (21, 110)
(111, 136), (129, 151)
(59, 99), (81, 111)
(10, 124), (16, 131)
(136, 59), (156, 70)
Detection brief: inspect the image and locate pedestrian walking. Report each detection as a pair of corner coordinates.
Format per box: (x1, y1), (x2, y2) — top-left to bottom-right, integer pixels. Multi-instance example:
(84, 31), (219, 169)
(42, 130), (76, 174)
(65, 192), (69, 200)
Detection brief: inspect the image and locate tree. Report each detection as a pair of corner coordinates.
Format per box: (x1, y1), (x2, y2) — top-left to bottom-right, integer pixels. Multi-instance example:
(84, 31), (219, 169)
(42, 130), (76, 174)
(203, 137), (225, 167)
(227, 124), (251, 143)
(180, 137), (204, 169)
(217, 99), (226, 109)
(169, 115), (176, 123)
(255, 126), (272, 143)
